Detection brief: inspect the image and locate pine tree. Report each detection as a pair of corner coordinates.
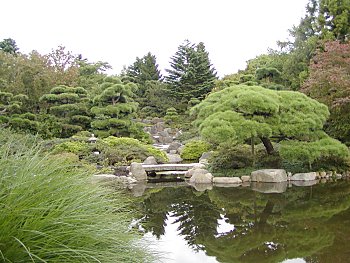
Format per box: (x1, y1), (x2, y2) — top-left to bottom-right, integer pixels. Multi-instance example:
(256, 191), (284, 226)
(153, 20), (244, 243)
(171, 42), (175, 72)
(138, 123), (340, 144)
(91, 77), (149, 141)
(165, 40), (217, 103)
(39, 85), (91, 137)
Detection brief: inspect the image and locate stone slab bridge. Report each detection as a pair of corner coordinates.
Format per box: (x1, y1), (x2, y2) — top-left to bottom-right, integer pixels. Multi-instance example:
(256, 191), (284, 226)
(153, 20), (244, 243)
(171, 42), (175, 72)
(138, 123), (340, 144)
(128, 163), (204, 180)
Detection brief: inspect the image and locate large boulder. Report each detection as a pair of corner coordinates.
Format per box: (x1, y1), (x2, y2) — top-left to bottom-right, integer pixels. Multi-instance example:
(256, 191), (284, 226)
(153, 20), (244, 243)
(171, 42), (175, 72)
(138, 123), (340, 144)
(185, 167), (208, 178)
(167, 142), (183, 153)
(166, 153), (183, 163)
(251, 169), (287, 183)
(213, 177), (242, 184)
(130, 162), (147, 181)
(291, 172), (317, 181)
(189, 170), (213, 184)
(143, 156), (158, 165)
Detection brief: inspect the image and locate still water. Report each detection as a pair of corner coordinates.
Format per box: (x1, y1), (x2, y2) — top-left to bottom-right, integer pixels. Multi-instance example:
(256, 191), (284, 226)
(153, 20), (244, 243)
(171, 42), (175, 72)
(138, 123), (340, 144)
(131, 180), (350, 263)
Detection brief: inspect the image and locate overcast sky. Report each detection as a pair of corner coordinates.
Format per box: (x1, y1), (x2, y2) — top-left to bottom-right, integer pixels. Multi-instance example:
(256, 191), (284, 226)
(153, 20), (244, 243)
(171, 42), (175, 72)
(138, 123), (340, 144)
(1, 0), (308, 77)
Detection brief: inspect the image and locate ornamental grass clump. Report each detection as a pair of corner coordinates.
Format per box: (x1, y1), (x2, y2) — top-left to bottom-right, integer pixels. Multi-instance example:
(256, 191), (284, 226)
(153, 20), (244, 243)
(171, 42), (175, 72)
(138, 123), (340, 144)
(0, 129), (151, 263)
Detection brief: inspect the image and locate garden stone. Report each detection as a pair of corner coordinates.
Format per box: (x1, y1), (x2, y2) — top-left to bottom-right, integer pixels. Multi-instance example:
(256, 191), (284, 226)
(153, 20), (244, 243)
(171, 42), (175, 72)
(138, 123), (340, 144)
(189, 172), (213, 184)
(251, 169), (287, 182)
(143, 156), (158, 165)
(169, 150), (177, 154)
(241, 175), (250, 182)
(320, 171), (327, 178)
(213, 177), (242, 184)
(185, 168), (209, 178)
(177, 145), (185, 154)
(166, 153), (183, 163)
(291, 172), (317, 181)
(167, 142), (182, 153)
(199, 151), (212, 162)
(130, 162), (147, 181)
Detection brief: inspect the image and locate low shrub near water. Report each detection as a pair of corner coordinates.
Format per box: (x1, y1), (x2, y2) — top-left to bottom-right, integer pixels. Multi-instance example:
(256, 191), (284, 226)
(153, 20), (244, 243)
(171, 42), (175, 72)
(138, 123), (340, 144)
(0, 129), (152, 262)
(180, 140), (211, 161)
(51, 135), (168, 166)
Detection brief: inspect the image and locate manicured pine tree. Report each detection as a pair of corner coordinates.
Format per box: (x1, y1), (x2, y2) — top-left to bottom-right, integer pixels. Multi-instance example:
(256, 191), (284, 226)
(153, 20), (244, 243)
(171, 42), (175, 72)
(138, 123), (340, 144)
(91, 77), (148, 140)
(39, 85), (90, 137)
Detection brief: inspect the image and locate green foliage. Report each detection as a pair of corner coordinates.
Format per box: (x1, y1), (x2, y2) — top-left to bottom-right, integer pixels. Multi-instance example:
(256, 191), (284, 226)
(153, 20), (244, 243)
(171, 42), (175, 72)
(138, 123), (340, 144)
(0, 129), (151, 262)
(180, 140), (211, 161)
(164, 107), (179, 123)
(191, 85), (330, 153)
(53, 140), (90, 156)
(0, 38), (19, 54)
(165, 40), (217, 104)
(280, 137), (350, 171)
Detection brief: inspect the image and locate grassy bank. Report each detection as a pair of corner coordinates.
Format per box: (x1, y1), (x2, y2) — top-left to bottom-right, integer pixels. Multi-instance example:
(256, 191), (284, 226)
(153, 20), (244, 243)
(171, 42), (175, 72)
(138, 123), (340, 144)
(0, 129), (151, 262)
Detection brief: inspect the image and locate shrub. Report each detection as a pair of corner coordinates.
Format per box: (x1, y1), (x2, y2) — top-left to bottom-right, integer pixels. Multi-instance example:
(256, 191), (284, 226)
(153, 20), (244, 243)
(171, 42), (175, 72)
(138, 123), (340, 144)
(0, 129), (152, 262)
(180, 140), (211, 161)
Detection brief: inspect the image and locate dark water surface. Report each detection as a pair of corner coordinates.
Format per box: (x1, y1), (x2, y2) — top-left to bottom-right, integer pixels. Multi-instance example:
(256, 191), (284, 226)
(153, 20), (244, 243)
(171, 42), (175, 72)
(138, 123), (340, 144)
(131, 180), (350, 263)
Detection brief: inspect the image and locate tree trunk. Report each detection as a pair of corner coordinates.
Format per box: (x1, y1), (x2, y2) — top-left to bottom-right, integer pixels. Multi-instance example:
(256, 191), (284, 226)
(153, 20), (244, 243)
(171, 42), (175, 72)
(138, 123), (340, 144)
(260, 137), (274, 154)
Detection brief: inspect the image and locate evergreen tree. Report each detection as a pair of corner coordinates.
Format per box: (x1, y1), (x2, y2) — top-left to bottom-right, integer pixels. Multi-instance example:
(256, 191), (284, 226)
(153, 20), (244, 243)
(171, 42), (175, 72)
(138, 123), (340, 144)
(0, 38), (19, 55)
(165, 40), (217, 103)
(40, 85), (90, 137)
(91, 77), (148, 141)
(126, 52), (162, 86)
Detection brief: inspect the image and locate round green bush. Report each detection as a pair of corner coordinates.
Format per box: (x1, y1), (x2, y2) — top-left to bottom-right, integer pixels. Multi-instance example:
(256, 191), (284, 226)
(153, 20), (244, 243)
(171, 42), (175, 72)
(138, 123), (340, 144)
(180, 140), (211, 161)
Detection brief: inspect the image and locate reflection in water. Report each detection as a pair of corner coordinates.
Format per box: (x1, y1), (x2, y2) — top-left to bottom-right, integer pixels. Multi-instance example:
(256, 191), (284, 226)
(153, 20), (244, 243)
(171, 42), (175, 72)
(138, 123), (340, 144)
(134, 181), (350, 263)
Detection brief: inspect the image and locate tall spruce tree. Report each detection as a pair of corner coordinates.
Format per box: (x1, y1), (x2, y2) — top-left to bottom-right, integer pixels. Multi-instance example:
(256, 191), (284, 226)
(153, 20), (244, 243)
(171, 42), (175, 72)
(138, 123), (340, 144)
(126, 52), (162, 85)
(165, 40), (217, 103)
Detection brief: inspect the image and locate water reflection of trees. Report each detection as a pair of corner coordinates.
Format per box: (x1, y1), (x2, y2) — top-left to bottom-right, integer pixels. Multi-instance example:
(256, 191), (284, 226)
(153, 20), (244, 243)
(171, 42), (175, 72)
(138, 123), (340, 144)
(139, 181), (350, 263)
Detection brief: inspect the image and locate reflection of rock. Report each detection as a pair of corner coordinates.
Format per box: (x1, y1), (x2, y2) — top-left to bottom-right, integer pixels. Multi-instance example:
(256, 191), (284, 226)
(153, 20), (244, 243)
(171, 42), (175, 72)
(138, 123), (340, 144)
(129, 182), (147, 197)
(143, 156), (158, 165)
(166, 153), (183, 163)
(130, 162), (147, 181)
(251, 182), (288, 193)
(251, 169), (287, 182)
(291, 172), (317, 181)
(189, 170), (213, 184)
(213, 177), (242, 184)
(292, 180), (318, 187)
(189, 183), (213, 192)
(214, 183), (241, 188)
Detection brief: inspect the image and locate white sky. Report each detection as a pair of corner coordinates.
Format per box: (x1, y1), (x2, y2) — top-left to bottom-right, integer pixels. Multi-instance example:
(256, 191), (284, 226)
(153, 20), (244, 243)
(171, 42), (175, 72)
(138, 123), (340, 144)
(1, 0), (308, 77)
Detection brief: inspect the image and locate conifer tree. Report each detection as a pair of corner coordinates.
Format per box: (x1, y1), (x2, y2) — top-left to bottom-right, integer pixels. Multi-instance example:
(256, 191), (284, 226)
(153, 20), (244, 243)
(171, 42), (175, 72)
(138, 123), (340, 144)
(91, 77), (148, 140)
(165, 40), (217, 103)
(40, 85), (90, 137)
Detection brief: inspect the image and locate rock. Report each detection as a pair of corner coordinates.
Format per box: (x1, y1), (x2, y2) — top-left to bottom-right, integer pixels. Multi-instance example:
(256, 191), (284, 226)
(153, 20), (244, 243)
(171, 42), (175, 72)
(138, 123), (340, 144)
(143, 156), (158, 165)
(159, 135), (173, 144)
(185, 167), (208, 178)
(213, 177), (242, 184)
(251, 182), (288, 193)
(130, 162), (147, 181)
(335, 173), (342, 179)
(155, 121), (165, 132)
(169, 150), (177, 154)
(320, 171), (327, 178)
(166, 153), (183, 164)
(251, 169), (287, 183)
(241, 175), (251, 182)
(291, 172), (317, 181)
(167, 142), (183, 153)
(189, 171), (213, 184)
(177, 145), (185, 154)
(199, 159), (209, 165)
(199, 152), (212, 162)
(292, 180), (318, 187)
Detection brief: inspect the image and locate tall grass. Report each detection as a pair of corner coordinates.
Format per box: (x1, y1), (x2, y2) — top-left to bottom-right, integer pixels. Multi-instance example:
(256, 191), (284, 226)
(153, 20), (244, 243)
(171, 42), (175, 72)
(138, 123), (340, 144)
(0, 129), (152, 262)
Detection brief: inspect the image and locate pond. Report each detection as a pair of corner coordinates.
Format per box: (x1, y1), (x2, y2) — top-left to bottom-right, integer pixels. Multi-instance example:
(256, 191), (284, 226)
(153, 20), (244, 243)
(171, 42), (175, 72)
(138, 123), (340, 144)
(130, 180), (350, 263)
